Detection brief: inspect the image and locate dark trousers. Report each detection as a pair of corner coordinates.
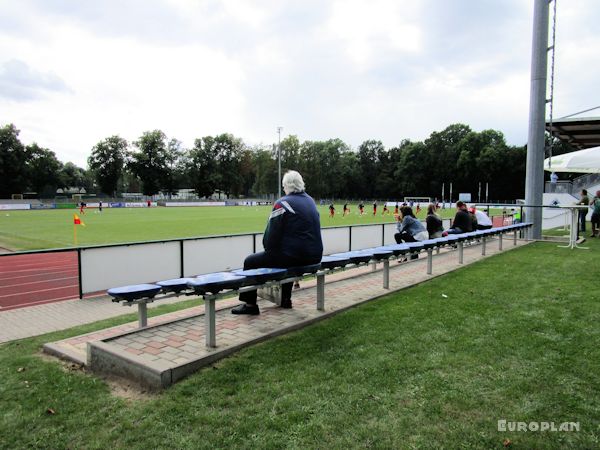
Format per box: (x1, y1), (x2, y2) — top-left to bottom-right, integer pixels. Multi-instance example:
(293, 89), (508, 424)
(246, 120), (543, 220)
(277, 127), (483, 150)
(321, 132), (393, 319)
(477, 224), (492, 230)
(239, 251), (320, 305)
(394, 232), (417, 244)
(579, 210), (587, 232)
(445, 227), (465, 235)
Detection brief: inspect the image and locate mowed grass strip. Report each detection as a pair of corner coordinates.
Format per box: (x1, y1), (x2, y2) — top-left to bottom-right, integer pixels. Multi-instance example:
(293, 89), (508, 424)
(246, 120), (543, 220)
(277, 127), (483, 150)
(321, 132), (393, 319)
(0, 204), (502, 251)
(1, 241), (599, 449)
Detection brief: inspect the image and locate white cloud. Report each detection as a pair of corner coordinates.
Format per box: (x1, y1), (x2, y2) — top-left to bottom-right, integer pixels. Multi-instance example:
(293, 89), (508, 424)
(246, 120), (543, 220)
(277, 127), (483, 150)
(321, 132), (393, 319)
(0, 0), (599, 167)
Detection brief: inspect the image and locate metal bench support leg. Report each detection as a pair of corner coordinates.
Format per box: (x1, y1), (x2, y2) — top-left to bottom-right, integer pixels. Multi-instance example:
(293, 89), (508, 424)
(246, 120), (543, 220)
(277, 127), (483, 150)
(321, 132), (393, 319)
(514, 230), (517, 246)
(383, 259), (390, 289)
(427, 248), (433, 274)
(371, 261), (377, 272)
(499, 234), (503, 251)
(458, 242), (464, 264)
(205, 297), (216, 348)
(317, 273), (325, 311)
(138, 302), (148, 328)
(481, 237), (486, 256)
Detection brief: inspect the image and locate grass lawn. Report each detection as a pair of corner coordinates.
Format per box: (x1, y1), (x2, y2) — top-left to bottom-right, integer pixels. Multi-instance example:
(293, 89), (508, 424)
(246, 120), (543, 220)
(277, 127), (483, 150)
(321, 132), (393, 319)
(1, 241), (598, 449)
(0, 204), (501, 251)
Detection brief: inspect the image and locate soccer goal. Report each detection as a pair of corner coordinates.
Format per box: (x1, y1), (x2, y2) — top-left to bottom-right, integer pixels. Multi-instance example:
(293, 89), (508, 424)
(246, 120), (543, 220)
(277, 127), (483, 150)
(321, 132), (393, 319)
(404, 197), (431, 204)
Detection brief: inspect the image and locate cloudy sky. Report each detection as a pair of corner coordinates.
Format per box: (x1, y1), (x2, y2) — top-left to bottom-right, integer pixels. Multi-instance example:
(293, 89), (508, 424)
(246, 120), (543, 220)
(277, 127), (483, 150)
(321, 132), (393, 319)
(1, 0), (599, 167)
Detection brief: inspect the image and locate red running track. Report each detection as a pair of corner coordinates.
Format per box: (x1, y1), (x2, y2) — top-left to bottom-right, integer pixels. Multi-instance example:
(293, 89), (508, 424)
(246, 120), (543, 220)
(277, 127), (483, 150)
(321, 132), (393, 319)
(0, 252), (80, 311)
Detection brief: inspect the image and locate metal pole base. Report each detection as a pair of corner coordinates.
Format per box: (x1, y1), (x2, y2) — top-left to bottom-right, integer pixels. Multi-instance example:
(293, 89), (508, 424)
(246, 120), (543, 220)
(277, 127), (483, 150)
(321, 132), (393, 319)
(205, 298), (216, 348)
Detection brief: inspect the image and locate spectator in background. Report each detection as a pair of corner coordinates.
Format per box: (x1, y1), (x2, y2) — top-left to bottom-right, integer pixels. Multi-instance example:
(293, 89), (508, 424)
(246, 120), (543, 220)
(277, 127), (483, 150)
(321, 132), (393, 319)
(443, 201), (473, 235)
(575, 189), (590, 233)
(470, 207), (492, 230)
(426, 203), (444, 238)
(590, 190), (600, 238)
(395, 206), (428, 243)
(550, 172), (559, 192)
(232, 170), (323, 315)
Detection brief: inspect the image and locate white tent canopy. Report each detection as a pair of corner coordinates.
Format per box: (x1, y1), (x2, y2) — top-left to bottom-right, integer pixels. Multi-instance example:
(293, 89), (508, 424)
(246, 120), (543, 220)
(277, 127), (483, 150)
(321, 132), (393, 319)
(544, 146), (600, 173)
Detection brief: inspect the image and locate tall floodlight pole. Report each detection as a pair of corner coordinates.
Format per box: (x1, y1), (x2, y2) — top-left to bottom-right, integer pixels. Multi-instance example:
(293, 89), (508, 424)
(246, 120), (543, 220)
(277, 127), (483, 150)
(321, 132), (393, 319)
(277, 126), (283, 198)
(525, 0), (550, 239)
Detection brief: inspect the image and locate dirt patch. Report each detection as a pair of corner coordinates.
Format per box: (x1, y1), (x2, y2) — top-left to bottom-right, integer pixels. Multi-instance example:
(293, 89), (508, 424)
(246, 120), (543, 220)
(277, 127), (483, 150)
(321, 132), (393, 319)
(37, 351), (158, 401)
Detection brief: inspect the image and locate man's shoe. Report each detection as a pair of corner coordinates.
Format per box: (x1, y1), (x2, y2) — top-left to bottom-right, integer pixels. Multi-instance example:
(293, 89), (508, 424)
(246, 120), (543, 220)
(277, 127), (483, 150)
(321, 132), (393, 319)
(280, 299), (292, 309)
(231, 304), (260, 315)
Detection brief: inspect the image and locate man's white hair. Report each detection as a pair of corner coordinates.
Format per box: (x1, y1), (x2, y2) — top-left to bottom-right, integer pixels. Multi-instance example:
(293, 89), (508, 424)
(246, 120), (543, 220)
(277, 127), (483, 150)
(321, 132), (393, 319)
(282, 170), (305, 194)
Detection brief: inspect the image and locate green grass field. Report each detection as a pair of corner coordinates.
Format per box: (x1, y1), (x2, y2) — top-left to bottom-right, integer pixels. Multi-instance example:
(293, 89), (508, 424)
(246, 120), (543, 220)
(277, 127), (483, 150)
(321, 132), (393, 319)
(1, 241), (599, 448)
(0, 204), (475, 251)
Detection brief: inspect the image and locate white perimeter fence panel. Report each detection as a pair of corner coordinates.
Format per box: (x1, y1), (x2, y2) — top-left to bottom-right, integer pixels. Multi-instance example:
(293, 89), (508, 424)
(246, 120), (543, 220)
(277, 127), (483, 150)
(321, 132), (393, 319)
(322, 227), (350, 254)
(183, 235), (254, 276)
(383, 223), (397, 245)
(350, 225), (384, 250)
(81, 242), (181, 294)
(79, 223), (400, 294)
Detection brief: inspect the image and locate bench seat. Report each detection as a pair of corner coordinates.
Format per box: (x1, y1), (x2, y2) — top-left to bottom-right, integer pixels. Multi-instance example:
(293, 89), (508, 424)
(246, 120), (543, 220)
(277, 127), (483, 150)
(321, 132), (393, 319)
(108, 283), (162, 302)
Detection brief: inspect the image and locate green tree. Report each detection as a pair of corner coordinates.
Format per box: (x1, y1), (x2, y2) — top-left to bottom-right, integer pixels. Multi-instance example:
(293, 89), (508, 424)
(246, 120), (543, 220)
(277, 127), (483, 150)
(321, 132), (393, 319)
(280, 135), (301, 171)
(251, 147), (276, 196)
(187, 137), (219, 198)
(357, 140), (384, 198)
(25, 143), (62, 196)
(59, 162), (93, 193)
(0, 124), (28, 198)
(213, 133), (245, 198)
(129, 130), (169, 196)
(88, 135), (127, 196)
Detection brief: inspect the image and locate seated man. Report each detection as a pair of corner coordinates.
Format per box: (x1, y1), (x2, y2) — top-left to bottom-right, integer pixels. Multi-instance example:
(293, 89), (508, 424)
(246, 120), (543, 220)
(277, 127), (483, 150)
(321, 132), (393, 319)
(443, 201), (473, 235)
(232, 170), (323, 315)
(470, 207), (492, 230)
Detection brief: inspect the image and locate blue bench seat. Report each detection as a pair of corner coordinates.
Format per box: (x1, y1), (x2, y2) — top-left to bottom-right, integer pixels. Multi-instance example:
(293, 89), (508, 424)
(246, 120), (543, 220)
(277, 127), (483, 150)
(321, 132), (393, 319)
(108, 283), (162, 302)
(187, 272), (248, 294)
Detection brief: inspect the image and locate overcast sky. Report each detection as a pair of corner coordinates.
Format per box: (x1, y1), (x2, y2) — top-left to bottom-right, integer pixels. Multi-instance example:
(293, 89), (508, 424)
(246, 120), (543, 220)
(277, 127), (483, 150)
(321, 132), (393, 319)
(1, 0), (599, 167)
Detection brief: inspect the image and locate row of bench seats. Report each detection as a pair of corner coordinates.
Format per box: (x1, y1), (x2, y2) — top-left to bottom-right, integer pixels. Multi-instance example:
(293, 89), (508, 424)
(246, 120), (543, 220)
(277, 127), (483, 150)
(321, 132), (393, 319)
(108, 222), (532, 347)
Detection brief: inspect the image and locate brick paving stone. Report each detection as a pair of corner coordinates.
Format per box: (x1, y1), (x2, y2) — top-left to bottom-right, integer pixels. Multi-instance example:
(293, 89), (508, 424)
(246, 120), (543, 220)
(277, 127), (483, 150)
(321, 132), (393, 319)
(141, 346), (163, 355)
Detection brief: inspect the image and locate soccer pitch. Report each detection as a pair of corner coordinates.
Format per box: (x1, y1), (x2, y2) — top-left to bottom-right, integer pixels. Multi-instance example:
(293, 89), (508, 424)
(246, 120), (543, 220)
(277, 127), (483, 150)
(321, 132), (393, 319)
(0, 204), (464, 251)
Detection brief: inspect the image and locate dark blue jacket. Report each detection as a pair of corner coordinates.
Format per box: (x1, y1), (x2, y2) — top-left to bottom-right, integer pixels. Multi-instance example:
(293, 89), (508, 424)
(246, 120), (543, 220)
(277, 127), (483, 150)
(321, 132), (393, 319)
(263, 192), (323, 260)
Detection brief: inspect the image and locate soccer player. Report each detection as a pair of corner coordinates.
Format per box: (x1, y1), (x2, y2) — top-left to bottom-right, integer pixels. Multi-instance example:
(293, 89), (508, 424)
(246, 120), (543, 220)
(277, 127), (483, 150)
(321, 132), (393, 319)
(394, 202), (399, 216)
(79, 201), (86, 215)
(343, 203), (350, 216)
(358, 202), (364, 215)
(382, 203), (389, 215)
(329, 203), (335, 218)
(372, 201), (377, 216)
(416, 203), (421, 215)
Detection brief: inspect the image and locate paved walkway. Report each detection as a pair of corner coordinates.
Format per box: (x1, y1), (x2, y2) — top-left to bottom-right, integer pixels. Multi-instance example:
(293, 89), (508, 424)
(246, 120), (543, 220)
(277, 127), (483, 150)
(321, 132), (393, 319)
(39, 238), (530, 389)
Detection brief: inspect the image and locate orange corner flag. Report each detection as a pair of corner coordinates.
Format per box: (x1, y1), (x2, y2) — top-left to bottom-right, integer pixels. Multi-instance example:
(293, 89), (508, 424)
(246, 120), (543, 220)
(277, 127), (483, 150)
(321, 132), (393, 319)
(73, 213), (85, 226)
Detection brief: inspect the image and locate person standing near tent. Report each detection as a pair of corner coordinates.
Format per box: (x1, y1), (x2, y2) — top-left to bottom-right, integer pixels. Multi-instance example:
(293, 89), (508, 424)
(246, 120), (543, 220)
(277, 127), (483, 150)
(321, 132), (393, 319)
(575, 189), (590, 233)
(590, 190), (600, 238)
(550, 172), (558, 192)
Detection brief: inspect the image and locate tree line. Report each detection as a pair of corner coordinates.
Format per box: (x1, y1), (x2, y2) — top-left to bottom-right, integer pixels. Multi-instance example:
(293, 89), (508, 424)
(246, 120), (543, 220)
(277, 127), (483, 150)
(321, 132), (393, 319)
(0, 122), (571, 201)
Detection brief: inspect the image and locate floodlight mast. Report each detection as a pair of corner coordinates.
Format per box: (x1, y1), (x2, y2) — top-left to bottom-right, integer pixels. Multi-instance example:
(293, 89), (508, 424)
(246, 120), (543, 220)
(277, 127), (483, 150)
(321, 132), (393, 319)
(277, 126), (283, 199)
(525, 0), (550, 239)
